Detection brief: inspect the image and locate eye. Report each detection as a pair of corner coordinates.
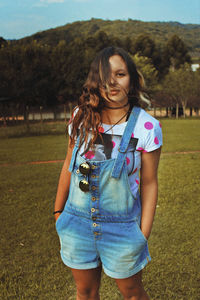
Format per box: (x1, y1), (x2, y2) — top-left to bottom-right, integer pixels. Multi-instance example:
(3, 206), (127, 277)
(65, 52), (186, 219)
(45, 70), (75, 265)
(117, 73), (126, 77)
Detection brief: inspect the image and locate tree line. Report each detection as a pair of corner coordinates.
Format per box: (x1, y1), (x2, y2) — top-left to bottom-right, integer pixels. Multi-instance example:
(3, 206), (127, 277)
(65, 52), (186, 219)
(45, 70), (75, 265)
(19, 19), (200, 57)
(0, 31), (199, 122)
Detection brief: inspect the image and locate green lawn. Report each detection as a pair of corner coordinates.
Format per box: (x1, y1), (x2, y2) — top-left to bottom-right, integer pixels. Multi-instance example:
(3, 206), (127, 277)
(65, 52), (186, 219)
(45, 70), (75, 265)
(0, 119), (200, 299)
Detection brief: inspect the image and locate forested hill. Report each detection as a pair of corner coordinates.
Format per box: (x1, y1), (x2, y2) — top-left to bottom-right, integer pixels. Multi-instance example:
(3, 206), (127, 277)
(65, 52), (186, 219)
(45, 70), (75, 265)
(17, 19), (200, 57)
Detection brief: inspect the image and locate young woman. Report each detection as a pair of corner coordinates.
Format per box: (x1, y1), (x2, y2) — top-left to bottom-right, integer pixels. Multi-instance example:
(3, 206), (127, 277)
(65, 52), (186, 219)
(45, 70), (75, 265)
(54, 46), (162, 300)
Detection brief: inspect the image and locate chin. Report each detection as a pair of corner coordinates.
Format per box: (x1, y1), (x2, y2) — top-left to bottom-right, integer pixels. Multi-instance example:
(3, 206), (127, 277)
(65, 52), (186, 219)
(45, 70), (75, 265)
(111, 96), (128, 103)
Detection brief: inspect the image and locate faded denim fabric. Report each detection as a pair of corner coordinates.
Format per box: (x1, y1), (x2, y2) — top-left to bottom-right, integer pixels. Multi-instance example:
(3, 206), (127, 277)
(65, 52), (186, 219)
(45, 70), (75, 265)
(56, 106), (151, 279)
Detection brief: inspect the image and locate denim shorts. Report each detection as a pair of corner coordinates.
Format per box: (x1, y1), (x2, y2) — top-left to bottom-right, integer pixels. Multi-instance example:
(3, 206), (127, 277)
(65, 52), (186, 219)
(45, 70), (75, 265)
(56, 211), (151, 279)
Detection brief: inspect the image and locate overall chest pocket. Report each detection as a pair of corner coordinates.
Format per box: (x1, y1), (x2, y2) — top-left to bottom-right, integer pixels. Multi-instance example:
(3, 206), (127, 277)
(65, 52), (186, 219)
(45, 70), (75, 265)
(73, 166), (87, 188)
(67, 164), (91, 211)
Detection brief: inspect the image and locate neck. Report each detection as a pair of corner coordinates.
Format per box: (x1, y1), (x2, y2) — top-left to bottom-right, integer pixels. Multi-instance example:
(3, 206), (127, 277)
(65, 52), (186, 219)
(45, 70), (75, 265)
(104, 101), (129, 110)
(101, 103), (130, 125)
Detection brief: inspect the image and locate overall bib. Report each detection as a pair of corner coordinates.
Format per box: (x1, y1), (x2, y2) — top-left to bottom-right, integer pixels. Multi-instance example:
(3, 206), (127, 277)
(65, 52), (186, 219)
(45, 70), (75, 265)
(56, 106), (151, 279)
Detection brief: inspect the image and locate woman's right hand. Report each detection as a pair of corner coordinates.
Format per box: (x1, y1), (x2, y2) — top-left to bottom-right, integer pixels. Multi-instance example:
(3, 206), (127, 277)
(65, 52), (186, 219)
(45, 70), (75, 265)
(55, 213), (61, 222)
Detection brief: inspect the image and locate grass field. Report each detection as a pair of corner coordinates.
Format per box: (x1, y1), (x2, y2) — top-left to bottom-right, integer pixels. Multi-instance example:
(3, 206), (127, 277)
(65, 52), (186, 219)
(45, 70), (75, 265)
(0, 118), (200, 299)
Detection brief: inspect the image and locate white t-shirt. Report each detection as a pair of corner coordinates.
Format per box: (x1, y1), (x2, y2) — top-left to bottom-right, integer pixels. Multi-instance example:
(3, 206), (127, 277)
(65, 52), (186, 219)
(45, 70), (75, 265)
(69, 108), (163, 198)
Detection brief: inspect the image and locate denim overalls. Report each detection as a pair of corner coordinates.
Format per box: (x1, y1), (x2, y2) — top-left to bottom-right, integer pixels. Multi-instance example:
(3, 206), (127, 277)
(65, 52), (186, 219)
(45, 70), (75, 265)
(56, 106), (151, 279)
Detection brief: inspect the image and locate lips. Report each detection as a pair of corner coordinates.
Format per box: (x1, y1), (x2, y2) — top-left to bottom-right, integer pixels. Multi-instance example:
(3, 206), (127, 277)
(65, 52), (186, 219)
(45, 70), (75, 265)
(110, 90), (120, 95)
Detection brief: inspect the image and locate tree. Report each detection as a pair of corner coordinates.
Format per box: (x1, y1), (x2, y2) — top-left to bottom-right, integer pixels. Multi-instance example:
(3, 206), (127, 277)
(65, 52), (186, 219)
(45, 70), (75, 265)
(131, 34), (168, 78)
(0, 37), (7, 48)
(131, 54), (159, 93)
(52, 38), (88, 102)
(0, 41), (55, 120)
(162, 63), (195, 118)
(123, 37), (134, 53)
(187, 68), (200, 115)
(132, 34), (156, 58)
(165, 35), (191, 70)
(95, 31), (111, 51)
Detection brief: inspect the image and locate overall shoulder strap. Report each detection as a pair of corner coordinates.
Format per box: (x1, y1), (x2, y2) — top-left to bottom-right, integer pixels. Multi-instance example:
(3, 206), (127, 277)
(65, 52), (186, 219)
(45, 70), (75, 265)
(111, 106), (141, 179)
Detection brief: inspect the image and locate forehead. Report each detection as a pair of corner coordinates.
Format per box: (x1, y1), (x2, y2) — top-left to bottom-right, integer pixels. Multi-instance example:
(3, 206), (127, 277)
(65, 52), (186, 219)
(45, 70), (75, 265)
(108, 55), (127, 71)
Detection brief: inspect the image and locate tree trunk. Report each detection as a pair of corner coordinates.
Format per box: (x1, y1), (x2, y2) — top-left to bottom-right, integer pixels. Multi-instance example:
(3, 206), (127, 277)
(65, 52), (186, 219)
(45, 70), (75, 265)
(11, 106), (15, 122)
(64, 104), (67, 123)
(53, 107), (57, 121)
(25, 105), (30, 132)
(166, 107), (169, 117)
(183, 105), (185, 119)
(183, 104), (186, 118)
(176, 103), (179, 119)
(40, 106), (43, 123)
(190, 107), (193, 117)
(3, 116), (7, 126)
(68, 102), (73, 119)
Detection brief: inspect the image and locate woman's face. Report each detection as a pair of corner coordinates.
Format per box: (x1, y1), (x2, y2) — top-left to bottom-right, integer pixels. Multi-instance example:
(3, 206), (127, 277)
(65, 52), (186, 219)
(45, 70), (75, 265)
(100, 55), (130, 106)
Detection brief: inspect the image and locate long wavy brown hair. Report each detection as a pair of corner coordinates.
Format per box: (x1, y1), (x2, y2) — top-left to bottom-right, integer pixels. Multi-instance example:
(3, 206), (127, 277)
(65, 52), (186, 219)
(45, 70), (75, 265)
(69, 46), (146, 148)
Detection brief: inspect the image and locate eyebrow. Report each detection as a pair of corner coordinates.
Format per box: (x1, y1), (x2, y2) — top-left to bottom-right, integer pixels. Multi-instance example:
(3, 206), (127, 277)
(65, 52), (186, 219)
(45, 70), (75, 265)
(114, 68), (126, 72)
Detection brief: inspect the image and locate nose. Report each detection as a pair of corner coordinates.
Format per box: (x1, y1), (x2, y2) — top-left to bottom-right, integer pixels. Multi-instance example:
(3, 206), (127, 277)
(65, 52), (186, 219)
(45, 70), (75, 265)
(110, 76), (116, 86)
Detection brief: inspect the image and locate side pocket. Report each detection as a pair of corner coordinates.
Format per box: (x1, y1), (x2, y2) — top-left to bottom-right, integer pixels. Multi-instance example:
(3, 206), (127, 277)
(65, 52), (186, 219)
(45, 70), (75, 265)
(55, 211), (71, 234)
(55, 212), (63, 227)
(55, 212), (63, 234)
(135, 221), (147, 243)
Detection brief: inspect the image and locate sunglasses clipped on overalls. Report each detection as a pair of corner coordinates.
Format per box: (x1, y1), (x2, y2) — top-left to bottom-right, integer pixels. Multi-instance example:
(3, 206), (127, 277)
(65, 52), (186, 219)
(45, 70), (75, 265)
(76, 161), (91, 192)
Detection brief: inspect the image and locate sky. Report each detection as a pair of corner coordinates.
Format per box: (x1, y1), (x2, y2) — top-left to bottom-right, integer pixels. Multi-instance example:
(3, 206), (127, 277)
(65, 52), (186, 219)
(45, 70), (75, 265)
(0, 0), (200, 40)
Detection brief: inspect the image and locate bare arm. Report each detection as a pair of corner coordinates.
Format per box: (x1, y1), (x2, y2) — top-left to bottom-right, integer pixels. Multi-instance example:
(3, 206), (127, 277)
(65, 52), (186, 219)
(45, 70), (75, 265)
(54, 140), (74, 221)
(140, 147), (161, 240)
